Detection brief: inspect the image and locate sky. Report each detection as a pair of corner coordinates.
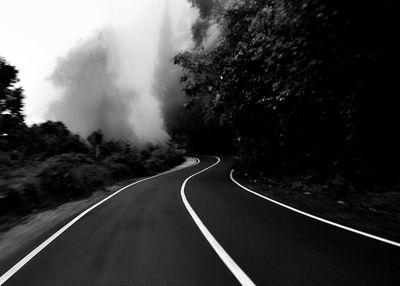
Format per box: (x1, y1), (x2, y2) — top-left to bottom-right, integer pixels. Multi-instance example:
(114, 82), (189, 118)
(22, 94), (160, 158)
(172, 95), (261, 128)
(0, 0), (196, 128)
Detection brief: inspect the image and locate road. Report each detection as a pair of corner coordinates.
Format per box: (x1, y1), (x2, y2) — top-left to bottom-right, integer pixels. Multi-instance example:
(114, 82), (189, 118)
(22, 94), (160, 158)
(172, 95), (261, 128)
(1, 156), (399, 285)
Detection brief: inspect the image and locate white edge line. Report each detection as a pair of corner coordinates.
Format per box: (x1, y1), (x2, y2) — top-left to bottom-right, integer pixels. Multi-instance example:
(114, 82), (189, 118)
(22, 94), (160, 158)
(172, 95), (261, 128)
(181, 157), (256, 286)
(230, 169), (400, 248)
(0, 158), (200, 285)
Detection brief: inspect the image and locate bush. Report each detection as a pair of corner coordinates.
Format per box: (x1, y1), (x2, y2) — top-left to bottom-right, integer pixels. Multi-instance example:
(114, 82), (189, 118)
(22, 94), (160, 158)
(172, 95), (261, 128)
(0, 152), (13, 172)
(102, 156), (134, 180)
(145, 145), (185, 172)
(0, 175), (41, 214)
(102, 145), (148, 178)
(27, 121), (89, 159)
(0, 139), (185, 220)
(72, 164), (112, 192)
(37, 153), (94, 200)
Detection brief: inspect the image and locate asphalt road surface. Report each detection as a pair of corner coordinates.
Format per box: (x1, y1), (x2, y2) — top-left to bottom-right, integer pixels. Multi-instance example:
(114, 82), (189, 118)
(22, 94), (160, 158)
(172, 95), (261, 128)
(1, 156), (399, 285)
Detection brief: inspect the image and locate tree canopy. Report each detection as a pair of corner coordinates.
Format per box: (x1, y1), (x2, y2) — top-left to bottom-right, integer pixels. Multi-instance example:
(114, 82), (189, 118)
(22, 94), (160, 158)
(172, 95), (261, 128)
(175, 0), (400, 183)
(0, 57), (24, 135)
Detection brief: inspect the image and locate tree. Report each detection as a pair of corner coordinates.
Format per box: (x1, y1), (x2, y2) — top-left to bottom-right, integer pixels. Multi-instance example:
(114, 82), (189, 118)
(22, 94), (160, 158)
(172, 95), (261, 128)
(0, 57), (25, 135)
(27, 121), (88, 158)
(175, 0), (400, 183)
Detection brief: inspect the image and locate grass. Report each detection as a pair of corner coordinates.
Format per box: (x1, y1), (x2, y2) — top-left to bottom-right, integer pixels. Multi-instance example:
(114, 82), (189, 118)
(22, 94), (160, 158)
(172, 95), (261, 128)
(236, 172), (400, 242)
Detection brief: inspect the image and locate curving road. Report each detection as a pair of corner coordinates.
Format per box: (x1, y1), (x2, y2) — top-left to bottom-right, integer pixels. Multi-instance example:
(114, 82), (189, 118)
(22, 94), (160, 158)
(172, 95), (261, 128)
(1, 156), (399, 285)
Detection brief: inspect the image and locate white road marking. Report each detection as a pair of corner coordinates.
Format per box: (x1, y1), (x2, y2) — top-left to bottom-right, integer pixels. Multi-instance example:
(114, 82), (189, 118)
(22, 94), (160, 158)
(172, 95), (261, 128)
(181, 157), (256, 286)
(230, 169), (400, 248)
(0, 158), (200, 285)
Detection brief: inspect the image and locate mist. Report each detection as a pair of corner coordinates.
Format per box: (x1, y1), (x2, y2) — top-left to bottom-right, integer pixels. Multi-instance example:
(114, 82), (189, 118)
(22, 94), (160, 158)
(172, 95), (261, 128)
(153, 3), (194, 135)
(46, 0), (197, 145)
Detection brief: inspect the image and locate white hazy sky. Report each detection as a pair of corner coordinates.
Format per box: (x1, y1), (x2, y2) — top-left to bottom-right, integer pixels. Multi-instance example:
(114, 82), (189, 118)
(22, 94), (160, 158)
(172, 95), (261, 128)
(0, 0), (194, 124)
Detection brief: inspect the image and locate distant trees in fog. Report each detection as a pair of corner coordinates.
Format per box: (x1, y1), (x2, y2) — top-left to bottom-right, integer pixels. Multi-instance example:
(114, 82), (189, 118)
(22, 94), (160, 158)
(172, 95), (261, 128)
(0, 56), (184, 220)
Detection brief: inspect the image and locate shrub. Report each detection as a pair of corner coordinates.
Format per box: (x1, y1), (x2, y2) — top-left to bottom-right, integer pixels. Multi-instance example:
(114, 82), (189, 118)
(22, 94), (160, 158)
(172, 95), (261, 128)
(146, 145), (185, 172)
(27, 121), (89, 159)
(37, 153), (93, 200)
(72, 164), (112, 192)
(103, 144), (148, 179)
(0, 139), (184, 220)
(0, 175), (41, 213)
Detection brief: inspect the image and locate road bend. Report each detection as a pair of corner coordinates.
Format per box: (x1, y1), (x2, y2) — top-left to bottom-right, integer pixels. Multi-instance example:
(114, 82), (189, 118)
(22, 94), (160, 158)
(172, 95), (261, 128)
(1, 156), (399, 285)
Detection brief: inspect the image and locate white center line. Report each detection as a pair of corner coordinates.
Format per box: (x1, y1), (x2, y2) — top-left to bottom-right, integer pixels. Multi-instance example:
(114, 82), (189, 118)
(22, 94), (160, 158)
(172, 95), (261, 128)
(181, 157), (256, 286)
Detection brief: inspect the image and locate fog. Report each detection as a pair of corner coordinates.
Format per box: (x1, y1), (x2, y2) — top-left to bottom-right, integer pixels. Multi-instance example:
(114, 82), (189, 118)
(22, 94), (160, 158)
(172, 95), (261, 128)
(46, 0), (197, 144)
(153, 4), (191, 134)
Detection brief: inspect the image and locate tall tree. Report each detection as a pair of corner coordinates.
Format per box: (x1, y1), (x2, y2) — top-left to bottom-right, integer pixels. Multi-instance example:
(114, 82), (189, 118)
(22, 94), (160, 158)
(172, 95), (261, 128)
(176, 0), (400, 182)
(0, 57), (25, 135)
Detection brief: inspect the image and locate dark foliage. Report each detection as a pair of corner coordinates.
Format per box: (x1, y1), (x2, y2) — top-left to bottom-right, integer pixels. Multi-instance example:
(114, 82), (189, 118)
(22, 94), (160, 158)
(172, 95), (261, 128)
(175, 0), (400, 185)
(0, 121), (89, 163)
(28, 121), (89, 158)
(0, 57), (24, 136)
(37, 153), (102, 199)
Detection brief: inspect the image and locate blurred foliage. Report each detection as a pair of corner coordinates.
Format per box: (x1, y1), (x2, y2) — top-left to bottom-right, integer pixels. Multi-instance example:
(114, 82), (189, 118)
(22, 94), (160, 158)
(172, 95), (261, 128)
(27, 121), (89, 158)
(145, 144), (185, 172)
(1, 135), (184, 218)
(0, 143), (184, 216)
(0, 57), (25, 136)
(175, 0), (400, 184)
(0, 121), (89, 163)
(37, 153), (101, 199)
(101, 140), (147, 178)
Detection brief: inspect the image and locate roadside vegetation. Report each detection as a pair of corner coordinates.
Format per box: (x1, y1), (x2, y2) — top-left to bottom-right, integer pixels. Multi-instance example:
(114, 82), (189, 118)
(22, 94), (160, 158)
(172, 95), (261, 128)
(174, 0), (400, 228)
(0, 56), (184, 231)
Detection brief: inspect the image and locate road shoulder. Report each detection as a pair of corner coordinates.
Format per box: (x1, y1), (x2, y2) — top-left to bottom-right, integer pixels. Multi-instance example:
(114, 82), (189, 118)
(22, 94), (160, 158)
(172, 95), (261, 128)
(232, 170), (400, 244)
